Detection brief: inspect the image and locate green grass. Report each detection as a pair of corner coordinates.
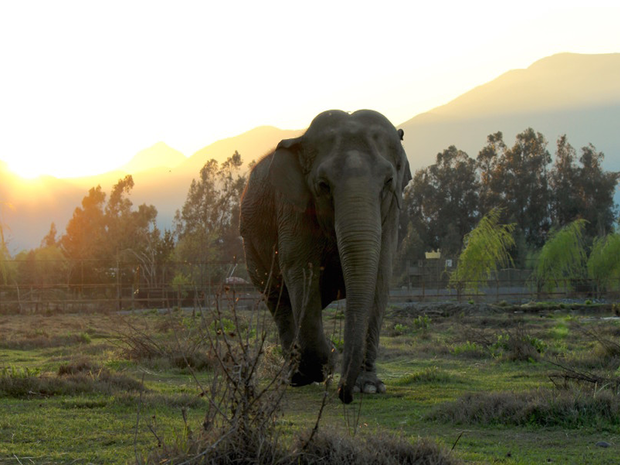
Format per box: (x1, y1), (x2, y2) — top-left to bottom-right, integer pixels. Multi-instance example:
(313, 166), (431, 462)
(1, 306), (619, 463)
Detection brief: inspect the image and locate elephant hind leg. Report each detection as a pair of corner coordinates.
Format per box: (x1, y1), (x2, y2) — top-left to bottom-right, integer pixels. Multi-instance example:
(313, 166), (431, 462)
(244, 240), (296, 351)
(265, 284), (296, 353)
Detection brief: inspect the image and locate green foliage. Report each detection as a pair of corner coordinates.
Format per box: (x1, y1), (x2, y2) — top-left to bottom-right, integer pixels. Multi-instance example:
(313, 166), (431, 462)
(451, 341), (483, 357)
(550, 322), (569, 340)
(393, 323), (409, 335)
(403, 130), (617, 259)
(1, 365), (42, 379)
(531, 219), (587, 293)
(396, 366), (454, 385)
(208, 317), (236, 335)
(413, 314), (431, 330)
(490, 330), (547, 361)
(587, 233), (620, 292)
(171, 272), (192, 300)
(449, 208), (515, 294)
(330, 336), (344, 352)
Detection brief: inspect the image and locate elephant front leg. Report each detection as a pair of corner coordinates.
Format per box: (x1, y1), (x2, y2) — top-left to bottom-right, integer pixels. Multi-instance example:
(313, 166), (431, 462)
(353, 292), (387, 395)
(355, 237), (393, 395)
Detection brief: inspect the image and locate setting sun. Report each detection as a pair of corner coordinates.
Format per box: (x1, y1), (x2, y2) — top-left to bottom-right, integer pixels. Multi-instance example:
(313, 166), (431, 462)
(8, 160), (45, 180)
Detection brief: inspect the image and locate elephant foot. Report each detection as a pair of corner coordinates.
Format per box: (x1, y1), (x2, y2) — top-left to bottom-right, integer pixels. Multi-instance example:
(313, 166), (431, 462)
(289, 347), (334, 387)
(353, 371), (386, 395)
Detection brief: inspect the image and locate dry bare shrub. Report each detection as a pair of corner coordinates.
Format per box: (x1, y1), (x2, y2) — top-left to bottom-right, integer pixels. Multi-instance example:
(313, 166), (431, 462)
(563, 322), (620, 371)
(142, 294), (296, 465)
(501, 325), (546, 362)
(115, 315), (217, 371)
(57, 357), (100, 376)
(452, 323), (546, 362)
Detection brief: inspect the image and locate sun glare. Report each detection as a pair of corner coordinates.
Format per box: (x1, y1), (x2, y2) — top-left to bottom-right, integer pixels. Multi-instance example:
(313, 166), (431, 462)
(8, 161), (45, 180)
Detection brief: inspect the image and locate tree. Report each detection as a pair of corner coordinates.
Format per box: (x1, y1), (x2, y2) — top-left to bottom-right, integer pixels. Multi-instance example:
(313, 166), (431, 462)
(587, 233), (620, 295)
(404, 146), (479, 255)
(530, 219), (587, 294)
(15, 245), (69, 287)
(495, 128), (551, 249)
(60, 177), (159, 292)
(549, 137), (618, 240)
(449, 208), (515, 295)
(476, 132), (506, 217)
(174, 152), (247, 285)
(60, 185), (107, 285)
(41, 222), (58, 248)
(123, 226), (175, 297)
(549, 135), (581, 228)
(576, 144), (618, 238)
(393, 222), (426, 285)
(105, 175), (136, 256)
(61, 185), (107, 263)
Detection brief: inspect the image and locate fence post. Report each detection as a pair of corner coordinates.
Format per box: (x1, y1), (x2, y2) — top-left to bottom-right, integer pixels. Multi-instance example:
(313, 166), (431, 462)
(116, 257), (121, 312)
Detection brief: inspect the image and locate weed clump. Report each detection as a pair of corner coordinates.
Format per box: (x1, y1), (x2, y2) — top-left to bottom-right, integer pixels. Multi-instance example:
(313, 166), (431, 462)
(451, 341), (487, 359)
(0, 331), (92, 350)
(396, 366), (457, 385)
(428, 388), (620, 429)
(0, 363), (143, 398)
(295, 430), (463, 465)
(490, 328), (547, 362)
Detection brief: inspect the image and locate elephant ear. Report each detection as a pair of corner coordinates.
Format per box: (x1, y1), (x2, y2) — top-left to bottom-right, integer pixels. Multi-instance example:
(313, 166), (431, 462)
(395, 130), (412, 209)
(402, 157), (412, 191)
(268, 137), (310, 211)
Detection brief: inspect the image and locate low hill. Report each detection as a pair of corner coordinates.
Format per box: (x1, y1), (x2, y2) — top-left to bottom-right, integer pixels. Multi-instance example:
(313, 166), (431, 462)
(1, 127), (302, 252)
(121, 142), (187, 174)
(399, 53), (620, 172)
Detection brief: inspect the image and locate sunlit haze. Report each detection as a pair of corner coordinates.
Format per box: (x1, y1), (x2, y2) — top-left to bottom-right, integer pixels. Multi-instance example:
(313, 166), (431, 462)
(1, 0), (619, 179)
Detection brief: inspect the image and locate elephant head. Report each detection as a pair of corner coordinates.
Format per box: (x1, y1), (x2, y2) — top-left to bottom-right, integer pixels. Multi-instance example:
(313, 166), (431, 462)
(267, 110), (411, 403)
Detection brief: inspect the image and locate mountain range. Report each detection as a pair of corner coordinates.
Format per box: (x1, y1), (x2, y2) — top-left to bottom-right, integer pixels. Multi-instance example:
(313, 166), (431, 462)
(2, 52), (619, 253)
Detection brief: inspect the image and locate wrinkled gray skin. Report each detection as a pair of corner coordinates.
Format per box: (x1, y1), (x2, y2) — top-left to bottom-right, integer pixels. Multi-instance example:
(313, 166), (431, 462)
(240, 110), (411, 403)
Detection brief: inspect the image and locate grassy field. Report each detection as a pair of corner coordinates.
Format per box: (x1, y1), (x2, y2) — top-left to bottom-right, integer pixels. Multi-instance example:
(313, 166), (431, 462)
(1, 300), (619, 464)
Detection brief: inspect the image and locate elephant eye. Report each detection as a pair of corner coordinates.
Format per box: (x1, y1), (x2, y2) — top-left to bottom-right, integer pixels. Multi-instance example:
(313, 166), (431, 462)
(317, 180), (331, 196)
(384, 177), (394, 189)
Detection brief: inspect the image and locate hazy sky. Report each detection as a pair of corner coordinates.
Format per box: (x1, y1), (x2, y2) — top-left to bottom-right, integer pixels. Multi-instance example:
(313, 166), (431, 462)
(1, 0), (619, 178)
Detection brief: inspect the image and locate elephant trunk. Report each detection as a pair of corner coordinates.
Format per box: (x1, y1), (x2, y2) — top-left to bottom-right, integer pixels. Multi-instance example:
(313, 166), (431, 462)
(334, 186), (381, 404)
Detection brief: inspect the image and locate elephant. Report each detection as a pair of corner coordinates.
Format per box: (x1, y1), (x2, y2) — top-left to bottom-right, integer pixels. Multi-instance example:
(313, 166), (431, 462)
(239, 109), (411, 403)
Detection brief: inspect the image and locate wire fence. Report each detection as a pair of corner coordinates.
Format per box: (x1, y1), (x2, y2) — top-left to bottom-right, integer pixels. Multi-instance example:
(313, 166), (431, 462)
(0, 257), (617, 314)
